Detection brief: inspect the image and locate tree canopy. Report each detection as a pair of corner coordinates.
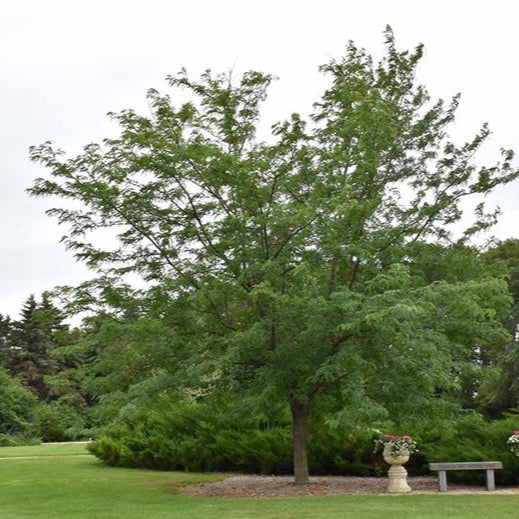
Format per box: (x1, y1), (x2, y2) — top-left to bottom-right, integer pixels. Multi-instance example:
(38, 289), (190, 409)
(29, 29), (519, 484)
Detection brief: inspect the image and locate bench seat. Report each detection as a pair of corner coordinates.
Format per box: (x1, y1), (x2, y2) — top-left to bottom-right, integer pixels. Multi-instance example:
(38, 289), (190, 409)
(428, 461), (503, 492)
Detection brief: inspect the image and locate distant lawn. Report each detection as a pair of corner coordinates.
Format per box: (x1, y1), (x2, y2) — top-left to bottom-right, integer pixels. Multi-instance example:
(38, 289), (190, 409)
(0, 441), (91, 457)
(0, 445), (518, 518)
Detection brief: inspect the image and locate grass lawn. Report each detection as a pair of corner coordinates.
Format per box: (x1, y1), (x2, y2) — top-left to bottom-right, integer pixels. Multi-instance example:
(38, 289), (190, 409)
(0, 444), (517, 518)
(0, 442), (91, 458)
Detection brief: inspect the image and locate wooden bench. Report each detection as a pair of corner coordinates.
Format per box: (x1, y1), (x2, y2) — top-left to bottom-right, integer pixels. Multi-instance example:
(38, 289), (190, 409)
(428, 461), (503, 492)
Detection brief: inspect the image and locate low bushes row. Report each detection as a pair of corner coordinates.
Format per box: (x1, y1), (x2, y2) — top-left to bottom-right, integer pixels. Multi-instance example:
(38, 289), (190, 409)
(88, 399), (519, 484)
(88, 400), (294, 473)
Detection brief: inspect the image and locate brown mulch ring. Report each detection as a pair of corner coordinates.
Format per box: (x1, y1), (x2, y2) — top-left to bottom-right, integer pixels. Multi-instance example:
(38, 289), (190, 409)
(180, 474), (519, 498)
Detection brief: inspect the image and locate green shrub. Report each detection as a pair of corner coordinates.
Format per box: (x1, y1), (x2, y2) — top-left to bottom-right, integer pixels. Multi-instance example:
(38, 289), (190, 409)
(88, 398), (293, 473)
(88, 397), (385, 475)
(406, 412), (519, 485)
(33, 402), (88, 442)
(0, 368), (37, 435)
(88, 397), (519, 485)
(307, 425), (383, 476)
(0, 433), (40, 447)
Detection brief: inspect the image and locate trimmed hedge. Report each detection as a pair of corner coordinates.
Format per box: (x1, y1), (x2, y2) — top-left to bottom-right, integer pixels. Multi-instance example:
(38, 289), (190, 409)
(88, 400), (294, 473)
(407, 412), (519, 485)
(88, 399), (519, 484)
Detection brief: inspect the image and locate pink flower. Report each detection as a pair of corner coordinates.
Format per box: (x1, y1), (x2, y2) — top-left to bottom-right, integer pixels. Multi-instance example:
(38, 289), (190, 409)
(382, 433), (413, 441)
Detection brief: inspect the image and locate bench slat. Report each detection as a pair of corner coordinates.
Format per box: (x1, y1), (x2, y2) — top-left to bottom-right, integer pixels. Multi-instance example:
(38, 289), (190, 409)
(429, 461), (502, 471)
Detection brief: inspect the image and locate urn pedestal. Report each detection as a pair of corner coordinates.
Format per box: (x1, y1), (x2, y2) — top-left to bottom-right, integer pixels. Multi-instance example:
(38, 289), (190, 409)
(383, 445), (412, 493)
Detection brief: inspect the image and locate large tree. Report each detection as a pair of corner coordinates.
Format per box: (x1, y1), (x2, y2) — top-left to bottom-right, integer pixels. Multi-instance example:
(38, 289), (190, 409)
(29, 29), (518, 484)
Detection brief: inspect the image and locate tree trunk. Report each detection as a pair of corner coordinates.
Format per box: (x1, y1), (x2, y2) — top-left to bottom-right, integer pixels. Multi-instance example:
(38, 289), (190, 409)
(290, 398), (311, 485)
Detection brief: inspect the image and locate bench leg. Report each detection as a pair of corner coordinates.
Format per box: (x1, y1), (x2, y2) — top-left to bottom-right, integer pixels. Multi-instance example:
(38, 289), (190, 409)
(438, 471), (448, 492)
(486, 470), (495, 491)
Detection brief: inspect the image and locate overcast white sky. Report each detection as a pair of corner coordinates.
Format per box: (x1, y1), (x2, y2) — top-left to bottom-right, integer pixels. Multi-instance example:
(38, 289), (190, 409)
(1, 0), (518, 319)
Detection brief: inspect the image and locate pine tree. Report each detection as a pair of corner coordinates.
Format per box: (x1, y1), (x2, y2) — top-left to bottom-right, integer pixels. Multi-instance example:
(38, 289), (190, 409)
(0, 313), (13, 367)
(6, 295), (65, 400)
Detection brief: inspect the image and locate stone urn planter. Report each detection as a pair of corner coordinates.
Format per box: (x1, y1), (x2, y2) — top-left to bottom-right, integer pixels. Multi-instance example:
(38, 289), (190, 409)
(383, 444), (412, 493)
(507, 429), (519, 460)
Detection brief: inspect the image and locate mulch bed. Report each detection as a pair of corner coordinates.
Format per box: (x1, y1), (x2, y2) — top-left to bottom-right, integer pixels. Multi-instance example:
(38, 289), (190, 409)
(180, 474), (519, 498)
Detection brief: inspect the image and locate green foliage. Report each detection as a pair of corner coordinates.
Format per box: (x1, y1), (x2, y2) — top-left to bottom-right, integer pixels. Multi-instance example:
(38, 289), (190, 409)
(0, 313), (13, 366)
(307, 425), (383, 476)
(44, 311), (194, 436)
(3, 294), (68, 400)
(0, 368), (37, 436)
(0, 434), (40, 447)
(33, 402), (88, 442)
(478, 239), (519, 415)
(29, 28), (519, 482)
(401, 412), (519, 484)
(88, 398), (293, 473)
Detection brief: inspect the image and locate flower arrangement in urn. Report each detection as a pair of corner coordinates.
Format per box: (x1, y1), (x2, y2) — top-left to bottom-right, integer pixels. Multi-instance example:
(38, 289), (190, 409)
(374, 434), (418, 458)
(374, 434), (417, 493)
(507, 429), (519, 455)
